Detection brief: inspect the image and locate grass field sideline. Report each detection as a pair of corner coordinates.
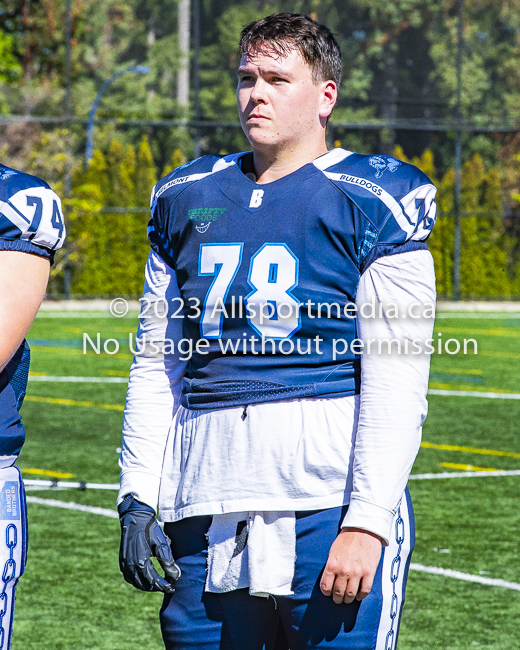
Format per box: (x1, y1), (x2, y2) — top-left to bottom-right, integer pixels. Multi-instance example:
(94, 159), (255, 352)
(10, 307), (520, 649)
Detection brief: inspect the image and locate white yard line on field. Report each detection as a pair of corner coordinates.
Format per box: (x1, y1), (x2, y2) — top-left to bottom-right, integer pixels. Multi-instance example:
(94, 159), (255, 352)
(26, 496), (118, 518)
(410, 563), (520, 591)
(428, 389), (520, 399)
(27, 379), (520, 396)
(436, 313), (520, 319)
(410, 469), (520, 480)
(28, 376), (128, 383)
(24, 479), (119, 489)
(23, 469), (520, 491)
(24, 496), (520, 592)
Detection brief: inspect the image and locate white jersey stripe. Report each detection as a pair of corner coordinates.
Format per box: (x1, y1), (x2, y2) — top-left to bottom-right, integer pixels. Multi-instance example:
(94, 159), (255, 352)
(155, 155), (240, 203)
(0, 187), (65, 250)
(212, 156), (238, 172)
(323, 170), (437, 240)
(323, 170), (413, 235)
(1, 202), (28, 232)
(152, 156), (238, 218)
(155, 172), (214, 199)
(6, 200), (30, 224)
(312, 148), (354, 170)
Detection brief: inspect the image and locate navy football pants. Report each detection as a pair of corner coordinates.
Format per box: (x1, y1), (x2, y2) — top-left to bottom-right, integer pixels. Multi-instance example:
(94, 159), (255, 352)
(161, 489), (414, 650)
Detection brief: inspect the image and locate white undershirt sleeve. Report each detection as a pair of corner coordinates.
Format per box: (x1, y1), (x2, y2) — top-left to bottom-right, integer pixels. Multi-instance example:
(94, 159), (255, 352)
(118, 250), (187, 510)
(341, 249), (436, 544)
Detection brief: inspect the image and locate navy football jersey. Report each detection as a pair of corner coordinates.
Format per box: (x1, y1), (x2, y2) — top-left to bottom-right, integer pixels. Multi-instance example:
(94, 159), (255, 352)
(0, 164), (66, 460)
(148, 149), (437, 410)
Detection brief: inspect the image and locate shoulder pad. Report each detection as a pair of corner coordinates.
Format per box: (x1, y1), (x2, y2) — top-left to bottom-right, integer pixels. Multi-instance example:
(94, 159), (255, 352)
(0, 165), (66, 252)
(0, 164), (51, 200)
(318, 150), (437, 243)
(324, 152), (431, 196)
(153, 155), (224, 203)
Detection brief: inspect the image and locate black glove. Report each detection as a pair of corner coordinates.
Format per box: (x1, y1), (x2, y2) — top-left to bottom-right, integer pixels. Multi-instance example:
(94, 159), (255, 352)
(118, 494), (180, 593)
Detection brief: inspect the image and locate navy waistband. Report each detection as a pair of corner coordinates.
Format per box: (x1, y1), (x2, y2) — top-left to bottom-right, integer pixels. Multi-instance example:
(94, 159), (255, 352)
(180, 376), (360, 410)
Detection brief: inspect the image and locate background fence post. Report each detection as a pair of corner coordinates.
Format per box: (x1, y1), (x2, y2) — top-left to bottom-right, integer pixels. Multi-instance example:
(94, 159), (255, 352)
(177, 0), (190, 116)
(63, 0), (72, 300)
(193, 0), (201, 158)
(453, 0), (464, 301)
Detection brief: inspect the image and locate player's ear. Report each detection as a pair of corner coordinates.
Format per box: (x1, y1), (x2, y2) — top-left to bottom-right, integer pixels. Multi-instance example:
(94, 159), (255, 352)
(319, 80), (337, 120)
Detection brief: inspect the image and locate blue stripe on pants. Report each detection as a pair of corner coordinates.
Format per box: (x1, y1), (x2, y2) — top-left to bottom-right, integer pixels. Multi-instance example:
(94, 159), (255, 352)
(161, 490), (414, 650)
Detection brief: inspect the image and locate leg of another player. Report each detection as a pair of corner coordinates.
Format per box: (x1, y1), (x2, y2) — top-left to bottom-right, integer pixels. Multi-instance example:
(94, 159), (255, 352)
(0, 466), (28, 650)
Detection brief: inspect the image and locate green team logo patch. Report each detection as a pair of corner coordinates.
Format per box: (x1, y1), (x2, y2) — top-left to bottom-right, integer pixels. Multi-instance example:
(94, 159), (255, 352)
(189, 208), (226, 233)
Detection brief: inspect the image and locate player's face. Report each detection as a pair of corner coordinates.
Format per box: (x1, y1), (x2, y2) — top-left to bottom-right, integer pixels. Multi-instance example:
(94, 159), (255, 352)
(237, 47), (335, 152)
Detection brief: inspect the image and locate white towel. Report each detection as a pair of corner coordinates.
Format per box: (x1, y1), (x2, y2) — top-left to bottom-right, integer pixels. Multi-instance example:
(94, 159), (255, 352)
(205, 511), (296, 597)
(205, 512), (250, 593)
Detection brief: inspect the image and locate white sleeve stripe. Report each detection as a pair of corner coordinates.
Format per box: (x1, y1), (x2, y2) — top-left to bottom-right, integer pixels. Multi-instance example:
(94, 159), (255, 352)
(155, 172), (213, 198)
(154, 157), (239, 203)
(1, 202), (29, 230)
(6, 201), (31, 224)
(1, 187), (65, 250)
(323, 171), (407, 230)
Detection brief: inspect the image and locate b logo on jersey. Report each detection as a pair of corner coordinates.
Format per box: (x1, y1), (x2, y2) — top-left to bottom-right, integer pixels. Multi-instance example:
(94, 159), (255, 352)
(369, 156), (401, 179)
(249, 189), (264, 208)
(189, 207), (226, 233)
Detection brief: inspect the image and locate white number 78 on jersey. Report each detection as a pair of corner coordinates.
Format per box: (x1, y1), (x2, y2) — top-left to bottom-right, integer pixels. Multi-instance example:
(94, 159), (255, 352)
(199, 243), (301, 339)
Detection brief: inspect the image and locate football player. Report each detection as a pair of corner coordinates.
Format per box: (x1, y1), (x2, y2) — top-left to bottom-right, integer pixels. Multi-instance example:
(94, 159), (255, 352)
(0, 163), (65, 649)
(118, 13), (436, 649)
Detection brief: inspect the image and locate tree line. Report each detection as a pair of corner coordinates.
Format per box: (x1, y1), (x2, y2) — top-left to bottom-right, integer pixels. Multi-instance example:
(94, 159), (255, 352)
(39, 138), (518, 298)
(1, 1), (520, 296)
(2, 1), (520, 166)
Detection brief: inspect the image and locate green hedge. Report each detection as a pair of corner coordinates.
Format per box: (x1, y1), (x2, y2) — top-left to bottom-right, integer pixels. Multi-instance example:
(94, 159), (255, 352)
(63, 137), (183, 297)
(395, 146), (520, 298)
(60, 139), (520, 299)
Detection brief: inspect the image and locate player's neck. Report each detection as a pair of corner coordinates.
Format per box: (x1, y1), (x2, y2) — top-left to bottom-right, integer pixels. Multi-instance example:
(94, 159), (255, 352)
(252, 140), (329, 184)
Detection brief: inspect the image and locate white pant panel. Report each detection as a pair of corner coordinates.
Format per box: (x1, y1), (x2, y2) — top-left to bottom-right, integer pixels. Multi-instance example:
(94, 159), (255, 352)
(0, 467), (27, 650)
(375, 488), (414, 650)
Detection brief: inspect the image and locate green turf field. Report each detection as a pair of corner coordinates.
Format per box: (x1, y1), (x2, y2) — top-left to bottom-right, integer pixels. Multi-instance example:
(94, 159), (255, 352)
(10, 310), (520, 649)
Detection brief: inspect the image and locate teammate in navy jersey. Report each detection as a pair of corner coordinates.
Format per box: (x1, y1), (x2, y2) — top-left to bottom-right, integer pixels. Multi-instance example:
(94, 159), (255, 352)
(118, 13), (436, 649)
(0, 164), (65, 650)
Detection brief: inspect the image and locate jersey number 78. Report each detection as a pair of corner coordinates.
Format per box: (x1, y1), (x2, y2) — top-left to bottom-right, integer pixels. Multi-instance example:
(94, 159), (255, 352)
(198, 243), (301, 340)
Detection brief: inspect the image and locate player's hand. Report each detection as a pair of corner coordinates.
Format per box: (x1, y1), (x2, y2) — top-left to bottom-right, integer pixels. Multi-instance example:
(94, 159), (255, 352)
(320, 528), (383, 605)
(118, 494), (180, 593)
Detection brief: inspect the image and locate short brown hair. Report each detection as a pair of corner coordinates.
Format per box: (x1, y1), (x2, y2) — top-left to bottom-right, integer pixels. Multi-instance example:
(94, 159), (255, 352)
(239, 13), (342, 87)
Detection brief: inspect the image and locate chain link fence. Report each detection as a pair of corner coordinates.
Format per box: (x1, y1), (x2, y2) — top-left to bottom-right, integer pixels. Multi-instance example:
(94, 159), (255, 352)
(1, 0), (520, 299)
